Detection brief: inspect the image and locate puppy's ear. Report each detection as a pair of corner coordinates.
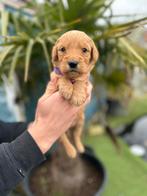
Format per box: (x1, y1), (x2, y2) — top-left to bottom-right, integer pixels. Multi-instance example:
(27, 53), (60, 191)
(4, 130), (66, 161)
(51, 44), (58, 64)
(90, 40), (99, 67)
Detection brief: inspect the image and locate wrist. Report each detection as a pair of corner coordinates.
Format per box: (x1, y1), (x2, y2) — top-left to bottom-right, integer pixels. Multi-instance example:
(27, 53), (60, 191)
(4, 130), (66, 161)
(27, 121), (54, 154)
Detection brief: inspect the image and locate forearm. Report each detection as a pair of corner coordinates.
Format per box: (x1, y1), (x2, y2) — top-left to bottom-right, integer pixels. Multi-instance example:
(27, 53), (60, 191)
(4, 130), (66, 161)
(0, 130), (45, 195)
(0, 121), (28, 143)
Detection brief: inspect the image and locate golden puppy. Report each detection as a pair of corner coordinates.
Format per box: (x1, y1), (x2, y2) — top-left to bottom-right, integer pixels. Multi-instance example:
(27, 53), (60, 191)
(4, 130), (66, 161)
(46, 30), (99, 158)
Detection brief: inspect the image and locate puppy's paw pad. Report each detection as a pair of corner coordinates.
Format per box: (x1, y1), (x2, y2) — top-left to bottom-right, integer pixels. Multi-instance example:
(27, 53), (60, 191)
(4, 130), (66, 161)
(67, 147), (77, 158)
(76, 142), (85, 153)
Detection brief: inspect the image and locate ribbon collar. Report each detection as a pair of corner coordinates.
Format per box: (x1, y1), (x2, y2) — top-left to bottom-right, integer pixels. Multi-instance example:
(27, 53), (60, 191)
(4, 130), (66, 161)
(53, 67), (63, 76)
(53, 66), (76, 84)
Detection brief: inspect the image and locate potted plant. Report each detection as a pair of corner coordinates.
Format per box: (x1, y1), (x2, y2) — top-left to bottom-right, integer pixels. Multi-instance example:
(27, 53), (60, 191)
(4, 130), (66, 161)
(23, 145), (107, 196)
(0, 0), (147, 195)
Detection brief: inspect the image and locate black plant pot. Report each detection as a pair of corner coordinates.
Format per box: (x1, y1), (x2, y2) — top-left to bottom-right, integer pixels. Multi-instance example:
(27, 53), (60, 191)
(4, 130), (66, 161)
(23, 146), (107, 196)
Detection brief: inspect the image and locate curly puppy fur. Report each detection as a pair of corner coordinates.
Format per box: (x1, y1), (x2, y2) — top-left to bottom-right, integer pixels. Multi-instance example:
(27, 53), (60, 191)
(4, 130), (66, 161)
(46, 30), (99, 158)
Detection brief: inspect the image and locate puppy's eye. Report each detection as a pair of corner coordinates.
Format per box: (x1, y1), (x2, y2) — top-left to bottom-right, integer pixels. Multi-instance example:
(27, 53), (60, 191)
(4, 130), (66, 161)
(82, 48), (88, 53)
(59, 47), (66, 52)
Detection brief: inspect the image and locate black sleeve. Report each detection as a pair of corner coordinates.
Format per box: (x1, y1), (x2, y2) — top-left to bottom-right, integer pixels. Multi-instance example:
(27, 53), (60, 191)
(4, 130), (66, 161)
(0, 130), (45, 195)
(0, 120), (28, 143)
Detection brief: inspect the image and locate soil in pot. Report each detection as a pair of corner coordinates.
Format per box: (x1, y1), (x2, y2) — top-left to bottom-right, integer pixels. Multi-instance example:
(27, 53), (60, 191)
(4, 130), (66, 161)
(28, 144), (103, 196)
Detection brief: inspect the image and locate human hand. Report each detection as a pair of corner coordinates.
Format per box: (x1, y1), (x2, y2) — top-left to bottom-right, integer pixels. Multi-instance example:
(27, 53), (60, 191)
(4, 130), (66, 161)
(28, 79), (92, 154)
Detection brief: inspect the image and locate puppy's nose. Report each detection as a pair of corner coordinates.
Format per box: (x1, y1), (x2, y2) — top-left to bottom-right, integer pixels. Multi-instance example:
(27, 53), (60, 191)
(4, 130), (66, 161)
(68, 61), (78, 69)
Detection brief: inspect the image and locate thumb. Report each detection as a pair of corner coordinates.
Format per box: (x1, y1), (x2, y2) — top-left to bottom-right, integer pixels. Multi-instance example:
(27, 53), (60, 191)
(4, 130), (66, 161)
(45, 77), (58, 95)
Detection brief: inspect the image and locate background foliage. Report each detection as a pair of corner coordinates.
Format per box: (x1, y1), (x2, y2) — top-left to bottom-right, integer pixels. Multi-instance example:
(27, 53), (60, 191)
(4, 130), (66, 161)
(0, 0), (147, 107)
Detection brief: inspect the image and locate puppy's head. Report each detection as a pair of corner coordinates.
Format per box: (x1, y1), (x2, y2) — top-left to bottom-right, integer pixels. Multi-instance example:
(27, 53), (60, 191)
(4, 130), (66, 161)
(52, 30), (99, 78)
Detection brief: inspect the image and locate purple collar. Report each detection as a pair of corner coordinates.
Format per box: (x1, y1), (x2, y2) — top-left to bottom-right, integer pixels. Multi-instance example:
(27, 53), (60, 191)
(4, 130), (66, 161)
(53, 66), (76, 84)
(53, 67), (63, 76)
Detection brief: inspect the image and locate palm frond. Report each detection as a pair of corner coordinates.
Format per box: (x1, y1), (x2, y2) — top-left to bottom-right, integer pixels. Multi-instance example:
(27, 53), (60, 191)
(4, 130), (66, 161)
(36, 37), (51, 73)
(1, 10), (9, 36)
(9, 45), (23, 81)
(119, 38), (146, 68)
(24, 39), (34, 82)
(0, 45), (15, 66)
(95, 17), (147, 40)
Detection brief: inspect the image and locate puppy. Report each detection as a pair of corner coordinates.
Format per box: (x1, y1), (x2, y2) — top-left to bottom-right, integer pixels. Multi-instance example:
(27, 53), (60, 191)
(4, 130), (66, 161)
(46, 30), (99, 158)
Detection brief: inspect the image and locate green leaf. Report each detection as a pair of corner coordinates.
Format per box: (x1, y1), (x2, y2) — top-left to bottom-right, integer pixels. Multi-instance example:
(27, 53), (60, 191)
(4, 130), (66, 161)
(0, 45), (15, 66)
(24, 39), (34, 82)
(58, 0), (65, 23)
(95, 17), (147, 40)
(9, 46), (23, 81)
(11, 14), (20, 32)
(37, 37), (51, 73)
(119, 38), (146, 68)
(1, 10), (9, 36)
(0, 34), (29, 47)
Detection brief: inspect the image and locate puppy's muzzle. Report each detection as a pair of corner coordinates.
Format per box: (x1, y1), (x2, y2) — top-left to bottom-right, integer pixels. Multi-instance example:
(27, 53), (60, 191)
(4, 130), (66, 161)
(68, 60), (78, 69)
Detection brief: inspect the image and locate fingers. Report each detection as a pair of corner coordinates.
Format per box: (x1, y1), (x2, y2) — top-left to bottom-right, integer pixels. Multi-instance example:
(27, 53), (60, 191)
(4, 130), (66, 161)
(87, 82), (93, 95)
(45, 77), (58, 96)
(85, 81), (93, 104)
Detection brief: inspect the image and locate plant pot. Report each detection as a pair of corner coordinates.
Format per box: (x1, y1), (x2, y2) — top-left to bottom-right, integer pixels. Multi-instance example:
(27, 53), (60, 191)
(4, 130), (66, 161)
(23, 146), (107, 196)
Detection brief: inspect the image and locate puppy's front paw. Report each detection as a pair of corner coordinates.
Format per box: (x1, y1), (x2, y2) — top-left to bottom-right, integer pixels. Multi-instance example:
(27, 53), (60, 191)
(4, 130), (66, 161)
(76, 141), (85, 153)
(70, 93), (87, 106)
(59, 85), (73, 100)
(66, 146), (77, 158)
